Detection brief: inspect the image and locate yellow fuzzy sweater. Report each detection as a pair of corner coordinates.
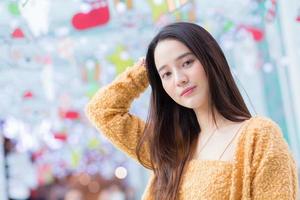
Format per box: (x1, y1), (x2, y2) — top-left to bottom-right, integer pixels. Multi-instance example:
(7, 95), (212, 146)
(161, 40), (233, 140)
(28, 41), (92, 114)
(85, 61), (299, 199)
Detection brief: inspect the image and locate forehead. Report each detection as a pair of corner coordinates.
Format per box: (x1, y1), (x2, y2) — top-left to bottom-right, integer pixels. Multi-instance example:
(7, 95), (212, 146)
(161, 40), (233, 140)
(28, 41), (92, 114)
(154, 39), (191, 69)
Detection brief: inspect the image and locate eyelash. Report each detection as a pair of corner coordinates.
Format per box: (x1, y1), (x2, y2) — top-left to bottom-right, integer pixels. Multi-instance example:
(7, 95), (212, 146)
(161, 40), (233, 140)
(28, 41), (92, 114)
(161, 59), (194, 79)
(184, 59), (194, 66)
(162, 72), (171, 79)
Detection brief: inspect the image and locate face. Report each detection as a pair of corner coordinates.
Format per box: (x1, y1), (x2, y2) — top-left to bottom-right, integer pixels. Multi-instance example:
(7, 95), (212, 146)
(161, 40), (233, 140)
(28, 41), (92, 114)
(154, 39), (210, 110)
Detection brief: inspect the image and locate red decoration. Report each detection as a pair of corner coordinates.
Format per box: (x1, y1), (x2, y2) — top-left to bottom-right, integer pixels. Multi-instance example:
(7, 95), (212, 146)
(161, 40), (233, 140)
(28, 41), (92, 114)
(266, 8), (276, 22)
(54, 132), (68, 141)
(265, 0), (277, 22)
(23, 91), (33, 99)
(32, 149), (46, 161)
(12, 28), (25, 38)
(296, 16), (300, 22)
(240, 25), (264, 42)
(37, 164), (52, 185)
(59, 109), (80, 120)
(71, 5), (110, 30)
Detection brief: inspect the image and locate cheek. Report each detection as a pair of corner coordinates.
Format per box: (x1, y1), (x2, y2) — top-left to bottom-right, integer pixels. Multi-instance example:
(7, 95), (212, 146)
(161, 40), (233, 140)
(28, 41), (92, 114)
(162, 82), (175, 99)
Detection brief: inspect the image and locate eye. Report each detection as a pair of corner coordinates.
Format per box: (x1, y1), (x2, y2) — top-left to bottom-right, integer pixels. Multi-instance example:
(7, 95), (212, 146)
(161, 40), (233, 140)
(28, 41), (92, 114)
(182, 59), (194, 68)
(162, 72), (171, 79)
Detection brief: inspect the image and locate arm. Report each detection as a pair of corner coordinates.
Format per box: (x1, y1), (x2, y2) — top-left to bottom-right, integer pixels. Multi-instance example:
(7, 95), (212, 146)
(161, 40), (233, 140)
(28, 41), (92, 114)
(251, 120), (299, 199)
(85, 59), (152, 168)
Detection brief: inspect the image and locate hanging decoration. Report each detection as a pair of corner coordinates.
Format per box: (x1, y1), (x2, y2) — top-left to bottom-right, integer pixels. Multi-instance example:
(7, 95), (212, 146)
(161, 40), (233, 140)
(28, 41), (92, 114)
(296, 8), (300, 22)
(11, 27), (25, 39)
(87, 138), (101, 149)
(114, 0), (133, 13)
(23, 91), (33, 99)
(265, 0), (277, 22)
(107, 45), (134, 75)
(37, 164), (53, 185)
(223, 20), (235, 33)
(31, 148), (46, 162)
(53, 131), (68, 142)
(172, 1), (196, 22)
(82, 58), (101, 98)
(147, 0), (168, 21)
(70, 149), (81, 168)
(239, 25), (264, 42)
(8, 2), (20, 16)
(71, 0), (110, 30)
(59, 109), (80, 120)
(167, 0), (189, 12)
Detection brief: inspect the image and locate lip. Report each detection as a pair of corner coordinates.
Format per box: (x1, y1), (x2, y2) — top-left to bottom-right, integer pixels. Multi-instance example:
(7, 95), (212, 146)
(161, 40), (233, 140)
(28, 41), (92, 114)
(180, 86), (197, 96)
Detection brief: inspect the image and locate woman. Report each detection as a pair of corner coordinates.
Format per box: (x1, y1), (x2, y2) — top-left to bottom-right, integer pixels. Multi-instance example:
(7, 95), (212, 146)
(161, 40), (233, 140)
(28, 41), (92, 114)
(85, 22), (298, 200)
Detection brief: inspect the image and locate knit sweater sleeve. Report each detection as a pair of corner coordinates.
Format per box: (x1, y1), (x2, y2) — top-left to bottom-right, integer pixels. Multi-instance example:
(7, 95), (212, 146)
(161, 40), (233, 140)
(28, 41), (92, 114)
(251, 119), (299, 200)
(85, 60), (152, 168)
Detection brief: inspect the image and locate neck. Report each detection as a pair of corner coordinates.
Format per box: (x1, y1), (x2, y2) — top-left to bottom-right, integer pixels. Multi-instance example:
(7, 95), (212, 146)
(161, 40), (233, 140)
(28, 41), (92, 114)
(193, 104), (228, 134)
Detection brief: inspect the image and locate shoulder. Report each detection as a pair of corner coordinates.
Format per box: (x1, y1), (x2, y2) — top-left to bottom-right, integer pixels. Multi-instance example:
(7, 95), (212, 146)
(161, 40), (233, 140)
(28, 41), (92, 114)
(241, 116), (293, 159)
(239, 115), (291, 155)
(244, 115), (283, 140)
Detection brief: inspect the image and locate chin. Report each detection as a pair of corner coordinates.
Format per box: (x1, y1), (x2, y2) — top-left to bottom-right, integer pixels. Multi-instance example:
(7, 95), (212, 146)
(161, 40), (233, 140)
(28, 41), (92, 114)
(183, 104), (201, 109)
(178, 100), (202, 109)
(176, 93), (204, 109)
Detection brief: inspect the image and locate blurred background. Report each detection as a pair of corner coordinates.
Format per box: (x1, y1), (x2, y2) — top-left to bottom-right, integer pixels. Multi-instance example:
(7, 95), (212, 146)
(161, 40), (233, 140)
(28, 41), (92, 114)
(0, 0), (300, 199)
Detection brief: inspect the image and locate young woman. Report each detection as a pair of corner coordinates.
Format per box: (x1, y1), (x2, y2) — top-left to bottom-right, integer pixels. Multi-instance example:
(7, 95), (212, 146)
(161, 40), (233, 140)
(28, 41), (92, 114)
(85, 22), (298, 200)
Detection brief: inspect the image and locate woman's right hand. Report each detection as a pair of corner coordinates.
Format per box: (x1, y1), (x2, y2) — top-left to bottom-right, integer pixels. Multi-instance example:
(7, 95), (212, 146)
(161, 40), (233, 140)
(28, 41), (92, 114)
(138, 57), (146, 67)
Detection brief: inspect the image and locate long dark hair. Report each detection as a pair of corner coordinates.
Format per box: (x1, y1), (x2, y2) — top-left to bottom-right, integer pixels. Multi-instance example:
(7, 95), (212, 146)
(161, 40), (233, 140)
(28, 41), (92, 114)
(136, 22), (251, 200)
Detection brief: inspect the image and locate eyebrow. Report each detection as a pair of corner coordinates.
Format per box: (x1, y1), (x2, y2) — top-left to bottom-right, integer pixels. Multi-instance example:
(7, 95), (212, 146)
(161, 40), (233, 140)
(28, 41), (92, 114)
(157, 52), (193, 73)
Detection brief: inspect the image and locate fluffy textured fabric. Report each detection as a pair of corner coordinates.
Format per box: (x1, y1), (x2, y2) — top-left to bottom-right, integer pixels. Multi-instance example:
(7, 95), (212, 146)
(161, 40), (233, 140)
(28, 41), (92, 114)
(85, 61), (299, 200)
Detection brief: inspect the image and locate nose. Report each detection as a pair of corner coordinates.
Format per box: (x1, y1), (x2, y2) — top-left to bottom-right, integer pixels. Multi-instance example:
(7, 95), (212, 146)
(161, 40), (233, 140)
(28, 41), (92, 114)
(175, 71), (188, 87)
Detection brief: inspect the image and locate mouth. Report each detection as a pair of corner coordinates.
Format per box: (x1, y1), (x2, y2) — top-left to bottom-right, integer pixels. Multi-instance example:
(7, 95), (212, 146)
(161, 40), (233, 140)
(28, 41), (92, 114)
(180, 86), (197, 97)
